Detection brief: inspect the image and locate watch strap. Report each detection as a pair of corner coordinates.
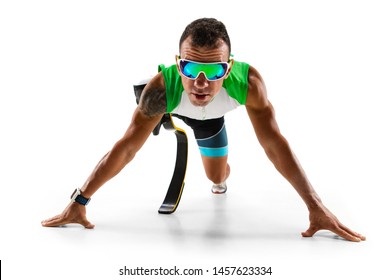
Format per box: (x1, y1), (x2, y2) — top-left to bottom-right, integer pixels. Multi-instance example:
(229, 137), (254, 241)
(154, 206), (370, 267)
(75, 194), (90, 206)
(71, 188), (91, 206)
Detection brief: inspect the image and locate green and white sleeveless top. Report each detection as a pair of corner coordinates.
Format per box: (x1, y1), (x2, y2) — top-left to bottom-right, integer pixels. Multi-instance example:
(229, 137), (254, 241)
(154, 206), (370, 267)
(159, 61), (250, 120)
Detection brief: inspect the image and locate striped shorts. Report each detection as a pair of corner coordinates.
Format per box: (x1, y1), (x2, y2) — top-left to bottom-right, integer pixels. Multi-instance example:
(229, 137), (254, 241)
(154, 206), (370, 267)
(174, 115), (228, 157)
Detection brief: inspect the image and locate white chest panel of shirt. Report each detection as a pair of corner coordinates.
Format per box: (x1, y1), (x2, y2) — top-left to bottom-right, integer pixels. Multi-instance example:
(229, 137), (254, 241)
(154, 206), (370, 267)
(171, 88), (240, 120)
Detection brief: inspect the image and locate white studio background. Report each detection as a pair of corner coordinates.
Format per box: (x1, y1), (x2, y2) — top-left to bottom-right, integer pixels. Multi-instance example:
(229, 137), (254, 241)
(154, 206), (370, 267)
(1, 0), (389, 279)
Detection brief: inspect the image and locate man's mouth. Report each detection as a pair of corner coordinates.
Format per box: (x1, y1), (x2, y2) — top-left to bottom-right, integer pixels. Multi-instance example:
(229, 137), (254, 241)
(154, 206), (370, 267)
(192, 93), (209, 100)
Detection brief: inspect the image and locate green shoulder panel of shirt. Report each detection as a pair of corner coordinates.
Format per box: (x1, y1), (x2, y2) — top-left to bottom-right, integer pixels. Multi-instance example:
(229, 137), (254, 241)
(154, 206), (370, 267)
(158, 61), (250, 113)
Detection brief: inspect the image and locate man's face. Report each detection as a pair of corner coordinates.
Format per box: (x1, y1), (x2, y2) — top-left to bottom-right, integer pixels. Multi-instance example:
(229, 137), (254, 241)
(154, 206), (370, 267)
(178, 37), (231, 107)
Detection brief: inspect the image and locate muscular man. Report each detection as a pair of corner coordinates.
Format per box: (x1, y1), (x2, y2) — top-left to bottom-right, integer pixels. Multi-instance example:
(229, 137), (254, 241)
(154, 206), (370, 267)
(42, 18), (365, 242)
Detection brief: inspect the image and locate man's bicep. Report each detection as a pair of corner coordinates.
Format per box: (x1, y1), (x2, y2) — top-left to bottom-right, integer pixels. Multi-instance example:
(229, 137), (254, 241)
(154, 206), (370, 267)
(246, 103), (289, 161)
(246, 103), (281, 140)
(139, 73), (167, 117)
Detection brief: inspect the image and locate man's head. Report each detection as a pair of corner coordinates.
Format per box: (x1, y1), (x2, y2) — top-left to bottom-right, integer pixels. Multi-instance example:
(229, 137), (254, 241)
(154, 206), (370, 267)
(177, 18), (234, 107)
(179, 18), (231, 55)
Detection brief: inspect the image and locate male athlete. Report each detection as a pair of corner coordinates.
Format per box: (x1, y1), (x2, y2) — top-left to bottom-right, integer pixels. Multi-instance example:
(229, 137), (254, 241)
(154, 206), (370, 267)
(42, 18), (365, 242)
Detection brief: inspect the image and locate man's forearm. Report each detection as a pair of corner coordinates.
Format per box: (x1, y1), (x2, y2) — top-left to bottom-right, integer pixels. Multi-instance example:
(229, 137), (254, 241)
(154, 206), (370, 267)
(80, 140), (135, 198)
(265, 137), (323, 210)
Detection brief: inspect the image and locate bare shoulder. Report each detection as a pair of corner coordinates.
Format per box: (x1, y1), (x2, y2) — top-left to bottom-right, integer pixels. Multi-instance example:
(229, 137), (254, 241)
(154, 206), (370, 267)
(245, 65), (269, 111)
(245, 66), (280, 137)
(139, 72), (167, 117)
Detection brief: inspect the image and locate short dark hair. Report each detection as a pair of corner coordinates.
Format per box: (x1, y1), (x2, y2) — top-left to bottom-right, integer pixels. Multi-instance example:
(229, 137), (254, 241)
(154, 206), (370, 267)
(179, 18), (231, 54)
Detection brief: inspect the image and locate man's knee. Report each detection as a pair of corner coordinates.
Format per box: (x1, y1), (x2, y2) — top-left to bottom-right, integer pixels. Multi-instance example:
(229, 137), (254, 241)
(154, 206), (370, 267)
(204, 162), (230, 184)
(206, 172), (225, 185)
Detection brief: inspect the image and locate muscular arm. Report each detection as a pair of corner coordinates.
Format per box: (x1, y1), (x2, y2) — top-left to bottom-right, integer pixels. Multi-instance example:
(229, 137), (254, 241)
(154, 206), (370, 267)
(245, 66), (365, 241)
(245, 67), (321, 209)
(81, 72), (167, 197)
(41, 73), (167, 228)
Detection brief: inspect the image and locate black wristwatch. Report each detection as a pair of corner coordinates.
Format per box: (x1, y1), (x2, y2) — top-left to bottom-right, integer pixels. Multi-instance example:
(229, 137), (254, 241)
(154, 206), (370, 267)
(71, 188), (91, 206)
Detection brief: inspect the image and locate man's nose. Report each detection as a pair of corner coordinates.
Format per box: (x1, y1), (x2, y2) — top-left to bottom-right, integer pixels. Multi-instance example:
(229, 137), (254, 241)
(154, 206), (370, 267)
(194, 72), (209, 88)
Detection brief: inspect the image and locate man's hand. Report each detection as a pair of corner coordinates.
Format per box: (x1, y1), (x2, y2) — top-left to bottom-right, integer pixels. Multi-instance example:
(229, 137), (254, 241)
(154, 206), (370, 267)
(301, 206), (365, 242)
(41, 202), (95, 229)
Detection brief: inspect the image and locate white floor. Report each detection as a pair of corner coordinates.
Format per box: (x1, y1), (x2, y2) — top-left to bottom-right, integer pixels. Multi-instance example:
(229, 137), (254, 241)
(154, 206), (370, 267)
(1, 1), (389, 279)
(1, 119), (388, 279)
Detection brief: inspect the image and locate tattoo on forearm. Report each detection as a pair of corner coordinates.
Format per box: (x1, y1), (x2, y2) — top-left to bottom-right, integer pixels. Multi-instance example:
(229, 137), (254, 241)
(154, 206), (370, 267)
(139, 87), (167, 117)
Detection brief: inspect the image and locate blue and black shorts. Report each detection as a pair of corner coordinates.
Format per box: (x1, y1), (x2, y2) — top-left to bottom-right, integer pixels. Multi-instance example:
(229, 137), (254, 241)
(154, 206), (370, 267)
(174, 115), (228, 157)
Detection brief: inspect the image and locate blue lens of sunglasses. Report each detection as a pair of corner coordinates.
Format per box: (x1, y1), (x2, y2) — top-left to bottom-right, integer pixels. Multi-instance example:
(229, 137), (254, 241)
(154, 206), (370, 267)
(179, 59), (229, 81)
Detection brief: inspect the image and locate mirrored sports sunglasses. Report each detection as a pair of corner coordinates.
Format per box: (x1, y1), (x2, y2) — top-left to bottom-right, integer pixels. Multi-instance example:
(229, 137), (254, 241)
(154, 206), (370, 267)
(177, 57), (231, 81)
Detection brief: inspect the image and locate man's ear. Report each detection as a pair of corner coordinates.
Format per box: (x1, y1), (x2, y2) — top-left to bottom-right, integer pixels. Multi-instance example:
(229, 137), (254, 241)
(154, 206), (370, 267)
(224, 59), (234, 79)
(175, 55), (181, 74)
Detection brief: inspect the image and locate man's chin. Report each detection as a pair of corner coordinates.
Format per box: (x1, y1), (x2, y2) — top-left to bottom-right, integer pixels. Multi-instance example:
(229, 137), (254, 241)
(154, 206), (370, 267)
(189, 99), (211, 107)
